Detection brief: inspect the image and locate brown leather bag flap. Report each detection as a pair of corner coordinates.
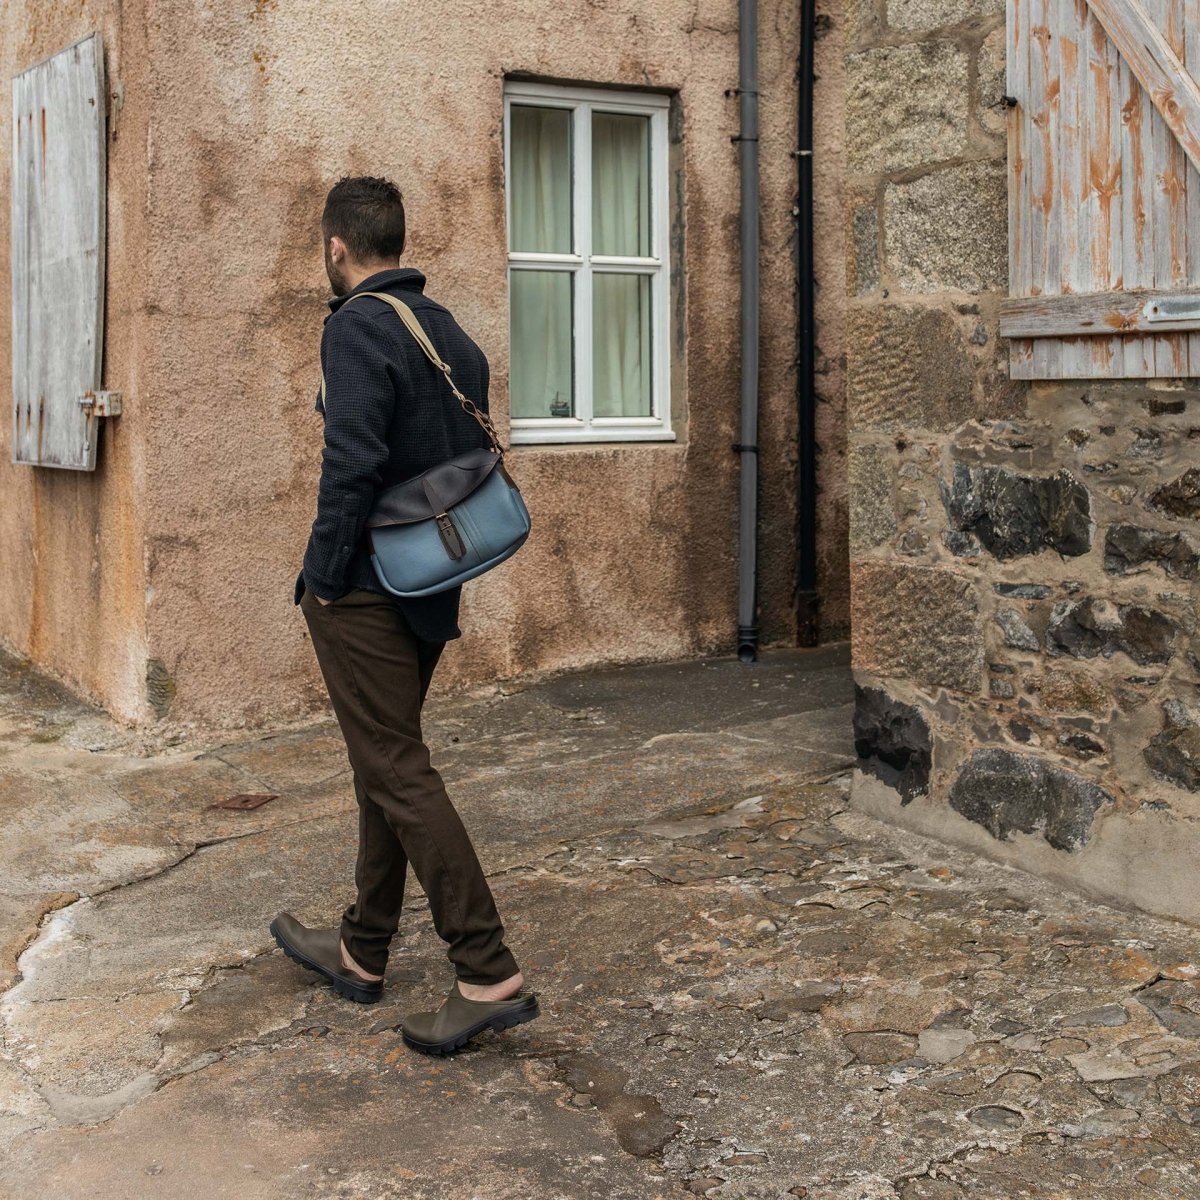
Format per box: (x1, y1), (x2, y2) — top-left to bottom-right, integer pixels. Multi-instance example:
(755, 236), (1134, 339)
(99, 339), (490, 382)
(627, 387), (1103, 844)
(365, 448), (502, 528)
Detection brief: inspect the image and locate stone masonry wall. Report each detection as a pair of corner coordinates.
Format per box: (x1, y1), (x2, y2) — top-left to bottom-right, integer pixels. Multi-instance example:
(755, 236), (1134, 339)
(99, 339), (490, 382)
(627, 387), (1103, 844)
(844, 0), (1200, 924)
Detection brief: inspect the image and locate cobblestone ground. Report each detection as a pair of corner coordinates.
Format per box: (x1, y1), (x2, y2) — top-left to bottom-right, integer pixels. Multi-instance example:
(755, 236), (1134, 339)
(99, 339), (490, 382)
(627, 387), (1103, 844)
(0, 646), (1197, 1198)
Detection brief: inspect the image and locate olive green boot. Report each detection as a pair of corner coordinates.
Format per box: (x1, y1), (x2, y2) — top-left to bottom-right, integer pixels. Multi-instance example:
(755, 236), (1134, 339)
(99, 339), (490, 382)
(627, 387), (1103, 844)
(401, 980), (540, 1056)
(270, 912), (383, 1005)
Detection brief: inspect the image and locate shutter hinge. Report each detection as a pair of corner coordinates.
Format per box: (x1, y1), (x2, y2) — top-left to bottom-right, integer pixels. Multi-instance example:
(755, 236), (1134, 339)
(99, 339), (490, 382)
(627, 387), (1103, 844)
(79, 390), (123, 418)
(1143, 295), (1200, 324)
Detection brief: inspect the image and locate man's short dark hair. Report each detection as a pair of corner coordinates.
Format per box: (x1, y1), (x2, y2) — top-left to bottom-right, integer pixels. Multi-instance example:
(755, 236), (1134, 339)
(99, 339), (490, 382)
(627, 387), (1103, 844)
(323, 176), (406, 262)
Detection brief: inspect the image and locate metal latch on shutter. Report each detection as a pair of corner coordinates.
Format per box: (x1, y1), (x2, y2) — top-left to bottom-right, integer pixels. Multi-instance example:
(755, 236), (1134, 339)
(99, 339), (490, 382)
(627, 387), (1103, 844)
(78, 390), (122, 418)
(1142, 296), (1200, 325)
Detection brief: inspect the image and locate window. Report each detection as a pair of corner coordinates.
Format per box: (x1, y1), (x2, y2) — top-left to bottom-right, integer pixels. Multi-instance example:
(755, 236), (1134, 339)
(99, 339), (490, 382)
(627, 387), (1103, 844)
(503, 81), (673, 443)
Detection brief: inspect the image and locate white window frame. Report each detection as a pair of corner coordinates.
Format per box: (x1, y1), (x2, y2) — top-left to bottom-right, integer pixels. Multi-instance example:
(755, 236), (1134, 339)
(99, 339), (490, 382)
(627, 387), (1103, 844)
(503, 80), (673, 445)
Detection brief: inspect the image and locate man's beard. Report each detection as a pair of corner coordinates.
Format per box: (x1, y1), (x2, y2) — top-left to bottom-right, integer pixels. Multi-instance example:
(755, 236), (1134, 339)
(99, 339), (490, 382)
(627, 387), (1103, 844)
(325, 244), (351, 297)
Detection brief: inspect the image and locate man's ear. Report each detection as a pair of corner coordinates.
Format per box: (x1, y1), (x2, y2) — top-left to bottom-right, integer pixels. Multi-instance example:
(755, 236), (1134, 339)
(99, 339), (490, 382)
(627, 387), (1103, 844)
(328, 235), (346, 263)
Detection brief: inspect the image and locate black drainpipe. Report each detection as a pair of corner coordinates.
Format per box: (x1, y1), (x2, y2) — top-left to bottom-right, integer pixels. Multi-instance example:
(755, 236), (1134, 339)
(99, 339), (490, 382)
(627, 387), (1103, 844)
(735, 0), (761, 664)
(794, 0), (820, 645)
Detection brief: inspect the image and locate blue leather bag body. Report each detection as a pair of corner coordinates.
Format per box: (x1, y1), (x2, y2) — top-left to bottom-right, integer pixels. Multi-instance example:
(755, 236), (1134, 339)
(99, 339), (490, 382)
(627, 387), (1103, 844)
(364, 447), (531, 598)
(334, 291), (531, 599)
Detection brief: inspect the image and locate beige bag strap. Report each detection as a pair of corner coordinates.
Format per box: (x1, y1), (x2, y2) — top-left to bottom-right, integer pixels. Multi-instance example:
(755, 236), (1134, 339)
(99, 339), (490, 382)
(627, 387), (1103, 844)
(320, 291), (504, 455)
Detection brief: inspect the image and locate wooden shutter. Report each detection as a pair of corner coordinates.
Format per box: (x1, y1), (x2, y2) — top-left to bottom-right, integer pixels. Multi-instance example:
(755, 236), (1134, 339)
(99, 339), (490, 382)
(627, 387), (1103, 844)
(10, 33), (109, 469)
(1000, 0), (1200, 378)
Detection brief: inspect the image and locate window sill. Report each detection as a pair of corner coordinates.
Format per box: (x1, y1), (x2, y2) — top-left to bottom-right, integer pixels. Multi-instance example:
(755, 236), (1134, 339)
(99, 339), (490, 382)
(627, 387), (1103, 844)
(508, 429), (678, 446)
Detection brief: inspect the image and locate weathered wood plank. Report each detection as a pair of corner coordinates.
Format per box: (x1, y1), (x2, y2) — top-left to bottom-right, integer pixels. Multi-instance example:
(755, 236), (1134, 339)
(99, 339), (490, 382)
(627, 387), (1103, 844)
(1009, 0), (1027, 298)
(1029, 0), (1064, 375)
(1055, 0), (1084, 374)
(10, 33), (106, 470)
(1009, 340), (1037, 377)
(1001, 286), (1200, 334)
(1182, 0), (1200, 367)
(1143, 0), (1171, 370)
(1119, 25), (1157, 373)
(1028, 0), (1051, 296)
(1148, 0), (1189, 372)
(1084, 0), (1200, 175)
(1009, 0), (1039, 374)
(1088, 2), (1126, 372)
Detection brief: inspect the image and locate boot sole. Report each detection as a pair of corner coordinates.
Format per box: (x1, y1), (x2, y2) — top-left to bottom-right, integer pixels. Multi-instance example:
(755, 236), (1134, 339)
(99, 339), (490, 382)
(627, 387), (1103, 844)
(402, 995), (541, 1056)
(269, 917), (383, 1005)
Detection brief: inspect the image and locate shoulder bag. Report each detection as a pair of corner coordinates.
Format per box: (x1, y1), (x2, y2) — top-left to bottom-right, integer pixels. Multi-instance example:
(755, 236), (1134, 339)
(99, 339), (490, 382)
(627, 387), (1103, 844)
(324, 291), (531, 598)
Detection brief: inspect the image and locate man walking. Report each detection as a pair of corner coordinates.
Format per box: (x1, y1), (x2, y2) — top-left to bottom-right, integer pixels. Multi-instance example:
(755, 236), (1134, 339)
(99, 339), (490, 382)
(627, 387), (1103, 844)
(271, 176), (538, 1056)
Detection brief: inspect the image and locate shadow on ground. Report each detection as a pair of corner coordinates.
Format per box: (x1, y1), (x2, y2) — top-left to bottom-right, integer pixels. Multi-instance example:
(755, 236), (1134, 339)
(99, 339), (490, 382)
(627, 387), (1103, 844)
(0, 645), (1198, 1199)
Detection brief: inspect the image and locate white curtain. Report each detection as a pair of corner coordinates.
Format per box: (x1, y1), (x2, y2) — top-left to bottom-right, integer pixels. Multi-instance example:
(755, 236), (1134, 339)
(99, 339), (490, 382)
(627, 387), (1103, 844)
(591, 112), (651, 417)
(510, 105), (571, 253)
(510, 271), (572, 419)
(592, 112), (649, 257)
(509, 105), (573, 418)
(593, 274), (651, 418)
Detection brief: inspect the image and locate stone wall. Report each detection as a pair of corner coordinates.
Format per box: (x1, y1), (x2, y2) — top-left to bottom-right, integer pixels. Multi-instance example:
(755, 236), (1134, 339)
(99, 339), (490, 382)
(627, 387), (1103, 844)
(844, 0), (1200, 923)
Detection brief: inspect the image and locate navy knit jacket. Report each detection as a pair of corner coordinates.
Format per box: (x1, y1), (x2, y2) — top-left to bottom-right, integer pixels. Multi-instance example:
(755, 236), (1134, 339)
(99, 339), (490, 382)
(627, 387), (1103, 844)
(296, 267), (493, 642)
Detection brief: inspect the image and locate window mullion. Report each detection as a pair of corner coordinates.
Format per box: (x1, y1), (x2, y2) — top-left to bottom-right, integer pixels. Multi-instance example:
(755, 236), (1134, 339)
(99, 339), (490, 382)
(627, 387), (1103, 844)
(576, 100), (594, 432)
(509, 252), (584, 267)
(652, 106), (670, 428)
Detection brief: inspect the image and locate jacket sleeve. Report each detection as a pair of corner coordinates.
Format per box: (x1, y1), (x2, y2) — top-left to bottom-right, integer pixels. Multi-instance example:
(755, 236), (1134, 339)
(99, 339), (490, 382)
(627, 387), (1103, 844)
(302, 309), (400, 600)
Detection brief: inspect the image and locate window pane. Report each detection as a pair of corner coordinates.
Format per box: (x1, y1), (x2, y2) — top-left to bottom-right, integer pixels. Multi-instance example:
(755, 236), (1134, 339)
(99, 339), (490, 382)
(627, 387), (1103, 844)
(509, 270), (574, 419)
(509, 105), (572, 254)
(591, 112), (651, 257)
(592, 273), (652, 418)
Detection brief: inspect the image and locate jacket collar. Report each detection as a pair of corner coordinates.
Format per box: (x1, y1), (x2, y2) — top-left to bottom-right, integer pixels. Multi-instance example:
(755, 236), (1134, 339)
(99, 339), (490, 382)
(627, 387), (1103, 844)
(327, 266), (426, 313)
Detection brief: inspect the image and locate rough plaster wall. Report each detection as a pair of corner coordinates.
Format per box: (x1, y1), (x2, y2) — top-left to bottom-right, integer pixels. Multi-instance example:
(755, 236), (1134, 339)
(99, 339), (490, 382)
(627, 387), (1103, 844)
(743, 0), (848, 647)
(756, 0), (803, 645)
(813, 0), (849, 639)
(133, 0), (819, 730)
(0, 3), (150, 722)
(843, 0), (1200, 923)
(757, 0), (850, 646)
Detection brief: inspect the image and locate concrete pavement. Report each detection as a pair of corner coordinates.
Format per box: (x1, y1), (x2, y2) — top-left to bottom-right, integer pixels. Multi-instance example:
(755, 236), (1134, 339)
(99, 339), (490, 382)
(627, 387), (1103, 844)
(0, 644), (1197, 1198)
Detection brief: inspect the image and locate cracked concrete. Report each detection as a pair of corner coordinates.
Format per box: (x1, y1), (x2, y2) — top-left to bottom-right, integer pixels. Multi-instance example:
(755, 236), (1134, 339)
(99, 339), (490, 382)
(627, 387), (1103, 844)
(1, 644), (1198, 1197)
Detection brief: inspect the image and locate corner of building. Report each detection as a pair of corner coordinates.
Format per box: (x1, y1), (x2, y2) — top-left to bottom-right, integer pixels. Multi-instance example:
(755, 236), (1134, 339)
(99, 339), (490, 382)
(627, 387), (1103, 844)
(843, 0), (1200, 926)
(0, 0), (155, 726)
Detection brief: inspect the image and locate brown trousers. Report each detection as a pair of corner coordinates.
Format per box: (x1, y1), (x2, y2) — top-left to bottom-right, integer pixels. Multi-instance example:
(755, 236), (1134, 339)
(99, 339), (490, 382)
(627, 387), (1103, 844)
(300, 586), (519, 985)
